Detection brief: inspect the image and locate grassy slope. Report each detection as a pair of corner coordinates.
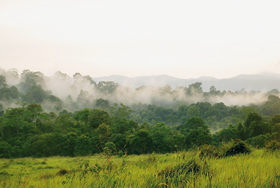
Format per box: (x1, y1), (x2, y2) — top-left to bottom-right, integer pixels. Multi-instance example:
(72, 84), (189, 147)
(0, 149), (280, 188)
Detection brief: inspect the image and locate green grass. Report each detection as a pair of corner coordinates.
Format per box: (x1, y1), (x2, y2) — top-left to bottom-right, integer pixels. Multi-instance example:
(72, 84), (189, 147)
(0, 149), (280, 187)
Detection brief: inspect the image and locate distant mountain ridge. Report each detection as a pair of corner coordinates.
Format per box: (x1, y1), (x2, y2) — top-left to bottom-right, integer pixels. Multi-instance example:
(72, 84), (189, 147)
(92, 73), (280, 92)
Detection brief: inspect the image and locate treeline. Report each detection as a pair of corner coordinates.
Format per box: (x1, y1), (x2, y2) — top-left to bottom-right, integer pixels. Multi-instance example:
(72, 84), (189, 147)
(0, 68), (279, 114)
(1, 69), (280, 130)
(0, 100), (280, 158)
(130, 94), (280, 130)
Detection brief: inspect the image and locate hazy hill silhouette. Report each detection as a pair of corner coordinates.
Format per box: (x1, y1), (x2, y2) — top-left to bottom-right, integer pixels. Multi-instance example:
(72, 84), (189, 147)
(92, 73), (280, 92)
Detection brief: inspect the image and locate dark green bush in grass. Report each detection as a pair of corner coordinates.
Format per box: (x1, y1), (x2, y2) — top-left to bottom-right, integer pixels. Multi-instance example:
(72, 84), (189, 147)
(199, 144), (224, 158)
(156, 159), (201, 180)
(103, 142), (116, 156)
(225, 139), (251, 156)
(265, 140), (280, 152)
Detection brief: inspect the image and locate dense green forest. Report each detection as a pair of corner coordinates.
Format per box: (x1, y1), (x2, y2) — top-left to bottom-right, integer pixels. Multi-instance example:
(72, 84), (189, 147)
(1, 69), (280, 158)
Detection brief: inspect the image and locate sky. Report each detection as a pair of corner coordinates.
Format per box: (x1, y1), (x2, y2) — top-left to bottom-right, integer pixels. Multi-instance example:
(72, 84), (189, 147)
(0, 0), (280, 79)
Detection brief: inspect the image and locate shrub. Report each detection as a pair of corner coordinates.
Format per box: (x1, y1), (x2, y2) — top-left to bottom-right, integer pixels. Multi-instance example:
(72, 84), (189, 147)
(146, 153), (158, 163)
(265, 140), (280, 152)
(199, 144), (224, 158)
(118, 150), (124, 157)
(0, 142), (11, 158)
(225, 139), (251, 156)
(56, 169), (69, 176)
(156, 159), (200, 179)
(74, 135), (91, 156)
(247, 135), (268, 148)
(104, 142), (117, 156)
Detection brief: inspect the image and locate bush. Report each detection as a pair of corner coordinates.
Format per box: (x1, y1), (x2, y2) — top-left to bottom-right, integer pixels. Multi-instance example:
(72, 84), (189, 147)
(199, 144), (224, 158)
(74, 135), (91, 156)
(156, 159), (200, 179)
(225, 139), (251, 156)
(56, 169), (69, 176)
(104, 142), (116, 156)
(247, 134), (269, 148)
(146, 153), (158, 163)
(118, 150), (124, 157)
(265, 140), (280, 152)
(0, 142), (11, 158)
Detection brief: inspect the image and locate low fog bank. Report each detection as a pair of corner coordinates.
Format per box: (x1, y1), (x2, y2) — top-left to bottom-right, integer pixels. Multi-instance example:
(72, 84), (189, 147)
(92, 74), (280, 92)
(0, 68), (278, 113)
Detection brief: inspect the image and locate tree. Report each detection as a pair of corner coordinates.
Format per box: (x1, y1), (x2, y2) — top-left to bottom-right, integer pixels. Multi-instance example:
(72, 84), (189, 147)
(209, 86), (216, 94)
(261, 95), (280, 116)
(96, 81), (118, 94)
(0, 86), (19, 100)
(185, 128), (212, 148)
(244, 112), (262, 130)
(5, 107), (26, 136)
(110, 103), (134, 119)
(211, 102), (228, 120)
(186, 82), (203, 95)
(26, 103), (43, 122)
(89, 109), (110, 129)
(214, 125), (238, 142)
(243, 112), (266, 139)
(62, 132), (78, 157)
(74, 108), (91, 126)
(96, 123), (111, 150)
(272, 114), (280, 125)
(23, 85), (48, 103)
(55, 114), (74, 130)
(195, 102), (211, 118)
(74, 135), (91, 156)
(249, 121), (271, 138)
(186, 106), (200, 118)
(96, 98), (109, 109)
(238, 105), (259, 121)
(103, 142), (116, 156)
(109, 133), (127, 151)
(129, 129), (153, 154)
(0, 141), (11, 158)
(178, 116), (209, 135)
(77, 90), (91, 106)
(23, 133), (64, 157)
(151, 123), (174, 153)
(160, 85), (172, 95)
(0, 75), (7, 87)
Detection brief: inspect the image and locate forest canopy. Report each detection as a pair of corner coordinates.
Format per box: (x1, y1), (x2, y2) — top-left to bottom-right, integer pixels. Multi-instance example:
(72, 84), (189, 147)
(1, 68), (280, 158)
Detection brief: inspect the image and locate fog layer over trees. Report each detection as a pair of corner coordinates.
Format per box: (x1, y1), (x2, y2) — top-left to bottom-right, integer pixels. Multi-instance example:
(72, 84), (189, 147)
(0, 68), (277, 112)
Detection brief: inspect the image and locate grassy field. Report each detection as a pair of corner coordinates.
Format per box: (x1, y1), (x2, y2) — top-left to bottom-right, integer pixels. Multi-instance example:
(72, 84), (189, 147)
(0, 149), (280, 188)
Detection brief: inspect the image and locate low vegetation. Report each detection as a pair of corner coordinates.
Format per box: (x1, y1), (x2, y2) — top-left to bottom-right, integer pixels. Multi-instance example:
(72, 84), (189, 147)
(0, 148), (279, 187)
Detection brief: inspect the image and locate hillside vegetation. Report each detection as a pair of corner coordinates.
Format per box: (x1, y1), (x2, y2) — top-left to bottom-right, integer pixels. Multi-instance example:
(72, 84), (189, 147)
(1, 69), (280, 187)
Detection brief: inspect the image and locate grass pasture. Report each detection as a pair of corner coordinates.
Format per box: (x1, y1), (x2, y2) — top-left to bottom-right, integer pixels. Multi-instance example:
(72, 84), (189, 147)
(0, 149), (280, 188)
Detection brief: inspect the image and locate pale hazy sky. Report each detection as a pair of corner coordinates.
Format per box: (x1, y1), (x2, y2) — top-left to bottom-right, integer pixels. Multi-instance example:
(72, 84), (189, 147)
(0, 0), (280, 78)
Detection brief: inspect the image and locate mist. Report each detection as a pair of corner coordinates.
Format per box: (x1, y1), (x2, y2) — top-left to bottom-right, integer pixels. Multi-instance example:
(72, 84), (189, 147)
(0, 68), (275, 114)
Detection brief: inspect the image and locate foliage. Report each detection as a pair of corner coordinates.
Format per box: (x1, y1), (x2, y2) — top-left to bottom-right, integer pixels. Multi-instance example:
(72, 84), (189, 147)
(265, 140), (280, 152)
(199, 144), (224, 158)
(103, 142), (117, 156)
(247, 134), (271, 148)
(74, 135), (91, 156)
(225, 139), (251, 156)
